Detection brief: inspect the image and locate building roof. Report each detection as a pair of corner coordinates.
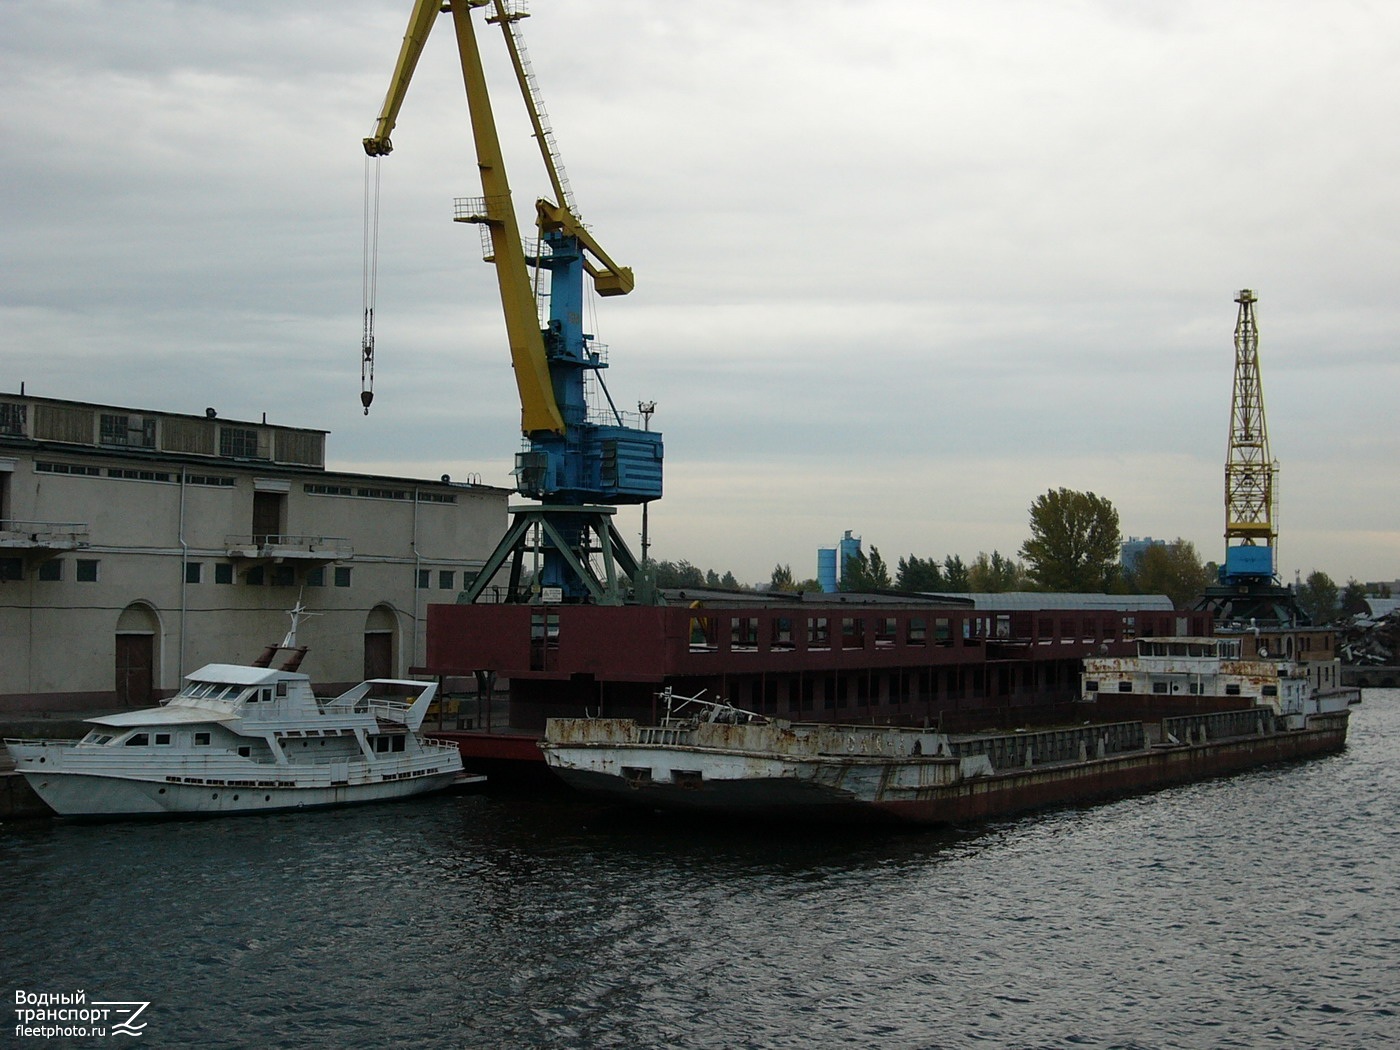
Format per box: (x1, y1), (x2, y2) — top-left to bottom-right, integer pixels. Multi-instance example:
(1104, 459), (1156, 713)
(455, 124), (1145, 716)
(920, 592), (1176, 612)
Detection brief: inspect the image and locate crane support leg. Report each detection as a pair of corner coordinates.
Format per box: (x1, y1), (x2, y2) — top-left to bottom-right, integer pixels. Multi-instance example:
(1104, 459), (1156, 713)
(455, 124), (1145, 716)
(461, 505), (641, 606)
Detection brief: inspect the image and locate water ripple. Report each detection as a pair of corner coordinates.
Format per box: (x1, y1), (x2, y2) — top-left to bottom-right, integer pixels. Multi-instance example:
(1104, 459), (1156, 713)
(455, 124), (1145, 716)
(3, 691), (1398, 1048)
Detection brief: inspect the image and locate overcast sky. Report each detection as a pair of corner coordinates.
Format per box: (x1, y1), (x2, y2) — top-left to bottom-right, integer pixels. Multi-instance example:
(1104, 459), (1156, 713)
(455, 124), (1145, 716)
(4, 1), (1398, 587)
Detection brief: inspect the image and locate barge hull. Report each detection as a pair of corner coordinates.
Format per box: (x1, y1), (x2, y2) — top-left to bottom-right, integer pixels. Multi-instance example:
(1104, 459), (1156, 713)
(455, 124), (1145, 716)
(546, 712), (1348, 826)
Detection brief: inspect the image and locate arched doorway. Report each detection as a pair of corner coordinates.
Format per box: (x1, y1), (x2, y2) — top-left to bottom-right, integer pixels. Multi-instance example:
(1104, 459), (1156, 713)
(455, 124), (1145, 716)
(116, 603), (161, 706)
(364, 604), (399, 680)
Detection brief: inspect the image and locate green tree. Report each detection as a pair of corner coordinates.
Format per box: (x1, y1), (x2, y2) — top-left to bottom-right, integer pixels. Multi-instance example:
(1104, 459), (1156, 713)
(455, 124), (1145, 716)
(896, 554), (945, 591)
(1019, 488), (1122, 592)
(1340, 578), (1369, 617)
(942, 554), (970, 592)
(1125, 539), (1213, 607)
(653, 559), (705, 588)
(841, 545), (892, 591)
(968, 550), (1026, 592)
(1296, 570), (1340, 624)
(770, 563), (796, 592)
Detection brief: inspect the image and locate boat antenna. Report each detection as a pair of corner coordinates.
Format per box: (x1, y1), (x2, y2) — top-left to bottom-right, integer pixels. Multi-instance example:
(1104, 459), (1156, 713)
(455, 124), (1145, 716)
(281, 595), (321, 649)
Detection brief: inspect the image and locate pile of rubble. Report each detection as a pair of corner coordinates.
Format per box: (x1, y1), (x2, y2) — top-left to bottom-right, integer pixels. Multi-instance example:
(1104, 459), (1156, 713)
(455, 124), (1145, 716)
(1338, 609), (1400, 666)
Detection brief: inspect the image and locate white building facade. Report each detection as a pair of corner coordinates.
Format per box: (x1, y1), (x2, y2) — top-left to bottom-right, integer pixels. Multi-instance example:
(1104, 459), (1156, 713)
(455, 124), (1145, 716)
(0, 394), (509, 712)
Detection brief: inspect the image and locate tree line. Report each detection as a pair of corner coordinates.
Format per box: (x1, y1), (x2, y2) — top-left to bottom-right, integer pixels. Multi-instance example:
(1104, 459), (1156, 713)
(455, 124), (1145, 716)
(650, 487), (1379, 620)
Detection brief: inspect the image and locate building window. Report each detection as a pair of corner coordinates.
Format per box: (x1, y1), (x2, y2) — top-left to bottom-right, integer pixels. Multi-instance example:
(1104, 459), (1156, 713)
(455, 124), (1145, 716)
(245, 565), (266, 586)
(76, 559), (99, 582)
(35, 461), (101, 477)
(219, 426), (260, 459)
(108, 467), (173, 482)
(186, 562), (203, 584)
(38, 559), (63, 582)
(0, 557), (24, 582)
(306, 566), (325, 587)
(0, 401), (25, 437)
(100, 414), (156, 448)
(215, 563), (234, 585)
(417, 569), (431, 589)
(272, 566), (296, 587)
(438, 570), (454, 589)
(335, 566), (352, 588)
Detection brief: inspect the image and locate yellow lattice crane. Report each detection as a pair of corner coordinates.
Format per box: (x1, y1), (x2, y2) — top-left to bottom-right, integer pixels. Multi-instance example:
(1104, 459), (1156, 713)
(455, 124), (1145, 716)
(1222, 289), (1278, 583)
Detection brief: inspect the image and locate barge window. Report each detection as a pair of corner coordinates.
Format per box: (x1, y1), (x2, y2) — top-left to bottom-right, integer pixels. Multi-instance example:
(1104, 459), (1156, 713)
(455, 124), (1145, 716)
(770, 617), (794, 649)
(1262, 685), (1277, 696)
(1152, 682), (1169, 694)
(841, 618), (864, 650)
(1085, 680), (1100, 692)
(1117, 681), (1132, 692)
(1225, 684), (1242, 696)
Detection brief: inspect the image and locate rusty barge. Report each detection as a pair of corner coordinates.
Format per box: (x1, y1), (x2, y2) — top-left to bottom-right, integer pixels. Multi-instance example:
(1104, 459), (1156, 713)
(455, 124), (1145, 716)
(537, 630), (1357, 825)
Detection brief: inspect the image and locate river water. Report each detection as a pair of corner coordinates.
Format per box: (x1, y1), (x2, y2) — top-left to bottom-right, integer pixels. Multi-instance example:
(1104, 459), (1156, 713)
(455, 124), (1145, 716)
(4, 690), (1397, 1049)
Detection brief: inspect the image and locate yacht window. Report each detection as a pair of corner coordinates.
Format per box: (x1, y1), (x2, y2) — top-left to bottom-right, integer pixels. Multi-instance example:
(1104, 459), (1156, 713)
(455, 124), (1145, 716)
(125, 733), (149, 747)
(221, 686), (243, 700)
(84, 732), (113, 745)
(237, 746), (251, 758)
(194, 732), (211, 746)
(276, 681), (288, 698)
(154, 733), (172, 745)
(260, 689), (272, 704)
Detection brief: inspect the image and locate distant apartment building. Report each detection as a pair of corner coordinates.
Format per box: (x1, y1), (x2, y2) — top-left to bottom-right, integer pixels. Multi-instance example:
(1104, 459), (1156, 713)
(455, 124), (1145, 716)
(0, 393), (509, 712)
(1120, 536), (1165, 575)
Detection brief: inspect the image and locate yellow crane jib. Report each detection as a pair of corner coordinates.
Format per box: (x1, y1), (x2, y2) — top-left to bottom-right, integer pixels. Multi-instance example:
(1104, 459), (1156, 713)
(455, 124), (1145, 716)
(363, 0), (566, 436)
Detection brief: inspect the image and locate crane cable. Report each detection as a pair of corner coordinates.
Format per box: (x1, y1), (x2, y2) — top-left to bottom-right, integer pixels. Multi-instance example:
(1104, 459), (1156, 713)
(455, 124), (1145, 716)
(360, 156), (383, 415)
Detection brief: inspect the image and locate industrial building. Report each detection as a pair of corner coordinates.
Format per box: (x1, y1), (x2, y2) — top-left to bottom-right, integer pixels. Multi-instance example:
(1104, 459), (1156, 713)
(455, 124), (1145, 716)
(0, 392), (509, 712)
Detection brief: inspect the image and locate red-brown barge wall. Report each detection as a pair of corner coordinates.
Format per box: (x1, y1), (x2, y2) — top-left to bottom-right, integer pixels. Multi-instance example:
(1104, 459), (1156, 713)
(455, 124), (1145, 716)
(426, 603), (1213, 732)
